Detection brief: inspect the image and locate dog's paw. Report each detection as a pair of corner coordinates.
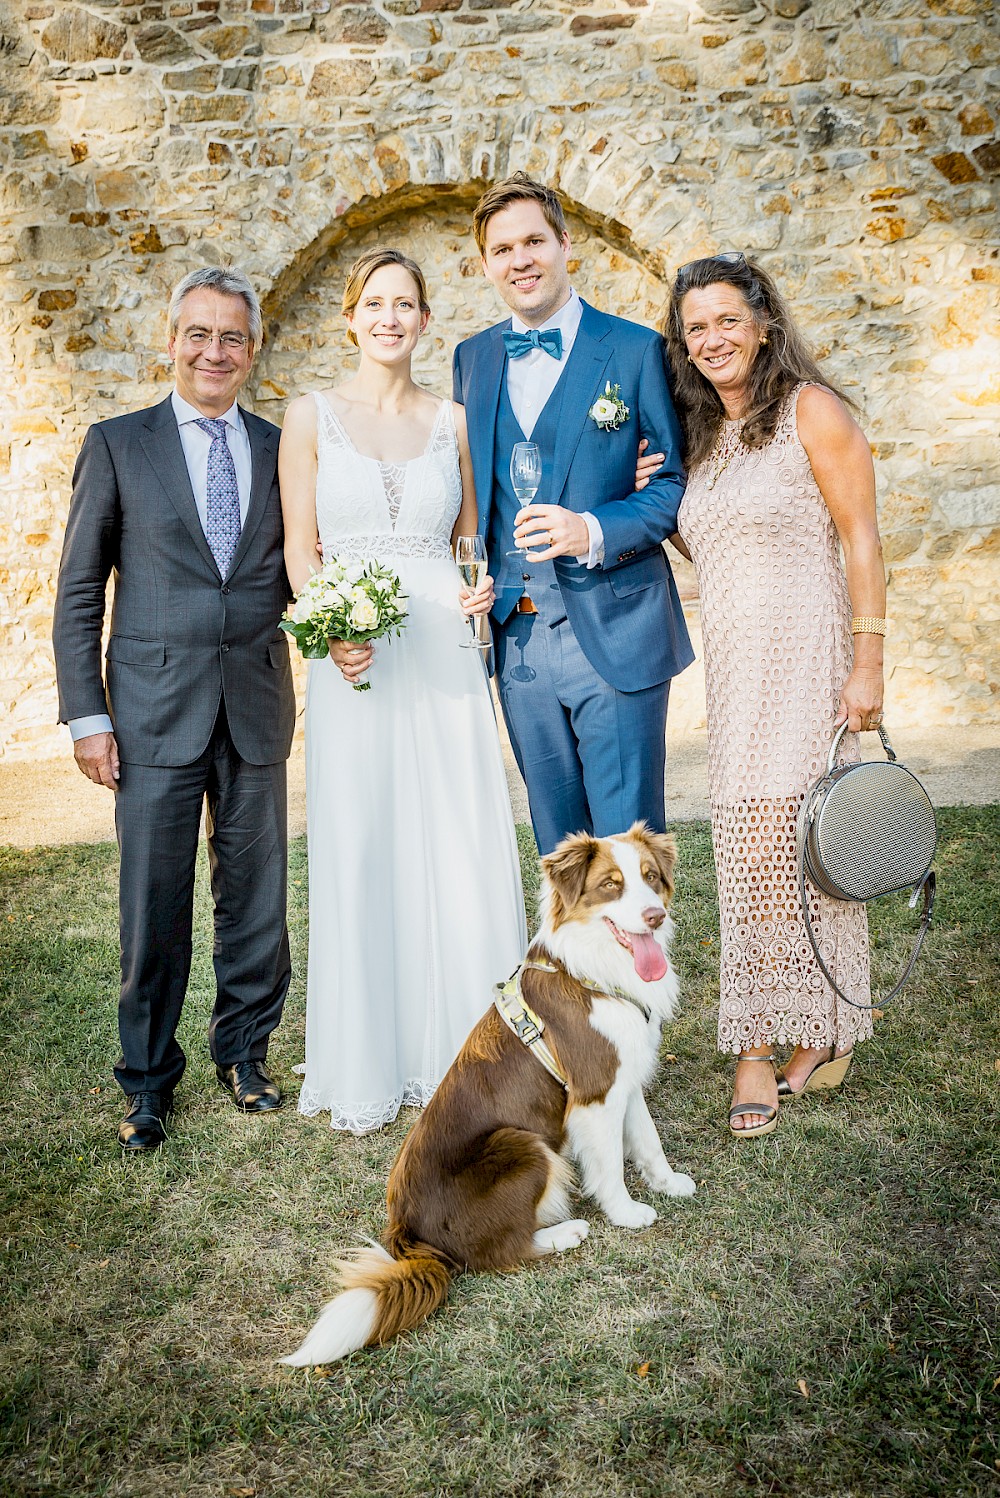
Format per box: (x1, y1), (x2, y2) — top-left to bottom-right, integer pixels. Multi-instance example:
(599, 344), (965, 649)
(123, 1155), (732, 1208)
(608, 1199), (658, 1229)
(645, 1168), (697, 1198)
(534, 1219), (590, 1255)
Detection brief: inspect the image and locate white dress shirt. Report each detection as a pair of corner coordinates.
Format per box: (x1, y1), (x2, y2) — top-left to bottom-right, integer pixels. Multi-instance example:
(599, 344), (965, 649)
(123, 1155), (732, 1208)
(505, 289), (604, 567)
(69, 391), (253, 742)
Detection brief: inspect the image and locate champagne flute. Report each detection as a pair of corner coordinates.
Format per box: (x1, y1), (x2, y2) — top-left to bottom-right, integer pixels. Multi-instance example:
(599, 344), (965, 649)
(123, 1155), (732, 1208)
(506, 441), (544, 558)
(455, 534), (492, 651)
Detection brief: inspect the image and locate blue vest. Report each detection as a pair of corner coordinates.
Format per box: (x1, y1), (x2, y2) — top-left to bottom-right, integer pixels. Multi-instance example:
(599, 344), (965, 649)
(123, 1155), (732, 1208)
(490, 376), (568, 626)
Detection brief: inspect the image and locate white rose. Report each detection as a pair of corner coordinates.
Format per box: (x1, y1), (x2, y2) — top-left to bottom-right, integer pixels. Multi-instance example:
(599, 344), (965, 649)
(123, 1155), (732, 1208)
(291, 595), (313, 623)
(350, 597), (379, 630)
(590, 397), (617, 423)
(343, 561), (364, 584)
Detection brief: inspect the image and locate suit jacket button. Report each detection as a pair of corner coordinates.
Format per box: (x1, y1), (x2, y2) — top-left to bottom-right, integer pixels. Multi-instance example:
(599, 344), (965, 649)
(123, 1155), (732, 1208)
(221, 643), (230, 653)
(222, 585), (231, 595)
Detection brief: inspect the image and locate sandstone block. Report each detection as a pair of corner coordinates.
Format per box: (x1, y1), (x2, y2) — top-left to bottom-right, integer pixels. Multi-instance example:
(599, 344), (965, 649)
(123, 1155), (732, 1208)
(570, 16), (636, 38)
(38, 289), (77, 311)
(958, 102), (995, 135)
(930, 150), (979, 183)
(201, 25), (256, 58)
(18, 224), (114, 262)
(307, 58), (376, 97)
(323, 5), (390, 44)
(163, 65), (222, 91)
(373, 136), (410, 192)
(41, 7), (126, 62)
(836, 31), (893, 79)
(971, 140), (1000, 176)
(0, 85), (60, 127)
(134, 22), (196, 63)
(174, 94), (249, 122)
(776, 35), (828, 85)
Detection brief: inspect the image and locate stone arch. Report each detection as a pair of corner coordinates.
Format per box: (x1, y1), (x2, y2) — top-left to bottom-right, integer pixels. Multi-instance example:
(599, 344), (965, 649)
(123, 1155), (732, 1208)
(249, 174), (681, 421)
(246, 155), (705, 731)
(239, 113), (704, 414)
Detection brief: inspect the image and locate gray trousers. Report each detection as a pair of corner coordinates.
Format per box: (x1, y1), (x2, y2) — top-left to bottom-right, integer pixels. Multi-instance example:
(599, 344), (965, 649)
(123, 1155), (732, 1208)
(113, 703), (290, 1096)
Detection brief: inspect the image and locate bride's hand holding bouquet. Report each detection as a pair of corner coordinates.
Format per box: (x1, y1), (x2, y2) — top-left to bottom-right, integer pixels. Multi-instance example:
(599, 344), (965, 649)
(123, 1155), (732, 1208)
(281, 557), (408, 692)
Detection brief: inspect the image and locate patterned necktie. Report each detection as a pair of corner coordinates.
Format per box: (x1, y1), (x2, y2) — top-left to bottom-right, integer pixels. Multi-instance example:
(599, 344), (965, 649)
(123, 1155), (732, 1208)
(195, 417), (241, 577)
(502, 327), (564, 360)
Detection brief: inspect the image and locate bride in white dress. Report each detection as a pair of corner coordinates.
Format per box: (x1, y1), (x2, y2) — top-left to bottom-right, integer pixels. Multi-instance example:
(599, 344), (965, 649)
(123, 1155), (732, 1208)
(279, 248), (528, 1134)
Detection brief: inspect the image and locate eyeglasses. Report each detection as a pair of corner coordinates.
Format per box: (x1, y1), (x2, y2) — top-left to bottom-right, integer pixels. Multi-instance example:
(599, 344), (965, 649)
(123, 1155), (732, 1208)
(182, 330), (250, 351)
(675, 251), (747, 288)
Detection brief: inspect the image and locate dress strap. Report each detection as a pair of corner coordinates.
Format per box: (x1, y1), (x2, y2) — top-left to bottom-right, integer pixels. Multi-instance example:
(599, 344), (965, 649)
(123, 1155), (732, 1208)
(311, 391), (347, 449)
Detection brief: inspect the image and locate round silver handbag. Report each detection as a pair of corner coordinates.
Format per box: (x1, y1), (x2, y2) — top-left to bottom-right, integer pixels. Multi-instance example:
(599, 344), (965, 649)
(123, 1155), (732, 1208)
(796, 722), (937, 1007)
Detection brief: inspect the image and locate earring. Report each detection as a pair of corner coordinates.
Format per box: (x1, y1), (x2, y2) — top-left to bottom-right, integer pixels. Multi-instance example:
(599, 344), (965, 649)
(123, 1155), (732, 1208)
(687, 354), (694, 363)
(760, 335), (768, 345)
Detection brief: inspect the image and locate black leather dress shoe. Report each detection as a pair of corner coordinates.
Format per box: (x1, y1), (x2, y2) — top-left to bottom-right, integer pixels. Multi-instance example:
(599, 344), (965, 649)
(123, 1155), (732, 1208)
(118, 1091), (172, 1151)
(216, 1060), (283, 1112)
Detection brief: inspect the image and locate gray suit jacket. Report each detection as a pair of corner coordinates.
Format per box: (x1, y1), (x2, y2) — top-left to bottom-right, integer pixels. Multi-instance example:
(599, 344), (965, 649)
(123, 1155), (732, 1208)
(53, 396), (295, 767)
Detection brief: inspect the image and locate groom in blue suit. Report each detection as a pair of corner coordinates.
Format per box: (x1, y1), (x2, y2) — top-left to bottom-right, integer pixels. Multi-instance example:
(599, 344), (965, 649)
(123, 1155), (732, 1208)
(453, 173), (693, 854)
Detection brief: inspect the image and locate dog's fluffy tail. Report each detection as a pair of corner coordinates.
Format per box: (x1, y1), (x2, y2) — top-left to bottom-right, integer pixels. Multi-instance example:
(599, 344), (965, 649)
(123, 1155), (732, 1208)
(280, 1239), (454, 1366)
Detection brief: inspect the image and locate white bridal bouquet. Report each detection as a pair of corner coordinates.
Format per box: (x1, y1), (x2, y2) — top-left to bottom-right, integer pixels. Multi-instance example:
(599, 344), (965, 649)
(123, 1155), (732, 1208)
(280, 557), (409, 692)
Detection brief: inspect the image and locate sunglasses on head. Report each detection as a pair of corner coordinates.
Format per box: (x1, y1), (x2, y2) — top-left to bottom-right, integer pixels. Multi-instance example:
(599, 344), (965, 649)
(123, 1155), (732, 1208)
(675, 251), (748, 288)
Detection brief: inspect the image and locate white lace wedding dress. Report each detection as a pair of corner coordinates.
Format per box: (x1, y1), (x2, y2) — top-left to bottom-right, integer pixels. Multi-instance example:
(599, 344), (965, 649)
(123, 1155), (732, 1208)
(297, 392), (528, 1133)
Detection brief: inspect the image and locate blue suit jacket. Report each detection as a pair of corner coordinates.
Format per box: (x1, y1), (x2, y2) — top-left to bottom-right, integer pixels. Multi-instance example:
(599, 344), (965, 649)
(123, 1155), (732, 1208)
(452, 299), (694, 693)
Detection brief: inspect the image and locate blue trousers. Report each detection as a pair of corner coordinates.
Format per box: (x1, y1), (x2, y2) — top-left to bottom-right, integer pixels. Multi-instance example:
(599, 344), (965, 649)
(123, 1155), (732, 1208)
(494, 611), (670, 856)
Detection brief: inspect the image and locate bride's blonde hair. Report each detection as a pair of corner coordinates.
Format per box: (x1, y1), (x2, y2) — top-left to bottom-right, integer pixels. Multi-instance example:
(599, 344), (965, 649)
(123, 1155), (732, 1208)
(342, 248), (431, 348)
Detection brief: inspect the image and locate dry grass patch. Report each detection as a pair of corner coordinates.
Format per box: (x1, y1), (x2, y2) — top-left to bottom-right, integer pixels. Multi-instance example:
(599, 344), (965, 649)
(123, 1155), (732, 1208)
(1, 810), (997, 1497)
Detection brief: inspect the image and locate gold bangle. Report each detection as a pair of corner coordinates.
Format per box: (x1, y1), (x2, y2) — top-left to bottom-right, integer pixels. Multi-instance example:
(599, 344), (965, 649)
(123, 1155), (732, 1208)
(851, 616), (886, 636)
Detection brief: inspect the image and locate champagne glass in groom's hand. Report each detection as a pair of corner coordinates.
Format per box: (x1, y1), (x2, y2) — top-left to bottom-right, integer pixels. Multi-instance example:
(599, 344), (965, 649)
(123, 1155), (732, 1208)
(455, 534), (492, 651)
(506, 442), (544, 559)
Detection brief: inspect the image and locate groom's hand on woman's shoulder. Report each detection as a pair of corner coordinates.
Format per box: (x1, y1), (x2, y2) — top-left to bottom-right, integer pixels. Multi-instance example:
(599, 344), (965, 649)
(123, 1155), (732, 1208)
(74, 730), (120, 789)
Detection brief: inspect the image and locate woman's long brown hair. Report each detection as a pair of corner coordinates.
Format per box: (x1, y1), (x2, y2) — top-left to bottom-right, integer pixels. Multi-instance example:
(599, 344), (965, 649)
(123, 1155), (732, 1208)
(662, 255), (856, 469)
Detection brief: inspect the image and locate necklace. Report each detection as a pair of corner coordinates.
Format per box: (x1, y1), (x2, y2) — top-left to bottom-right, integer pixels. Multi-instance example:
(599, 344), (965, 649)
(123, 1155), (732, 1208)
(705, 423), (744, 491)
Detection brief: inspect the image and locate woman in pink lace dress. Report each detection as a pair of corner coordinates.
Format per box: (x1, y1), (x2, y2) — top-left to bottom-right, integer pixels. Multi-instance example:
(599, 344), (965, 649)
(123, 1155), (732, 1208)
(663, 254), (886, 1139)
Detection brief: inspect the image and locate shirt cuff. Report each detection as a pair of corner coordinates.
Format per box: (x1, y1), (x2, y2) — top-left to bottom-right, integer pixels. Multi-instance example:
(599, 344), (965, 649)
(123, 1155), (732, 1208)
(581, 512), (605, 569)
(69, 714), (114, 741)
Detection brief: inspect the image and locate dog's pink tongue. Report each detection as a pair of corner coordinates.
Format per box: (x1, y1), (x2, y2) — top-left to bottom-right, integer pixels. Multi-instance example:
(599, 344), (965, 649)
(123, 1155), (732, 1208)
(631, 932), (667, 982)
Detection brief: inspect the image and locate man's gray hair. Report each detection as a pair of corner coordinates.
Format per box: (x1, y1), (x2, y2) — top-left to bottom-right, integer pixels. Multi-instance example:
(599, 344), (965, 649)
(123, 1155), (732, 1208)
(168, 266), (263, 347)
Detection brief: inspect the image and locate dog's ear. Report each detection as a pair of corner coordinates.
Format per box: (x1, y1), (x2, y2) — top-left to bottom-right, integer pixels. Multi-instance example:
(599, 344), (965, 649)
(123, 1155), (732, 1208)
(629, 823), (677, 901)
(542, 833), (600, 924)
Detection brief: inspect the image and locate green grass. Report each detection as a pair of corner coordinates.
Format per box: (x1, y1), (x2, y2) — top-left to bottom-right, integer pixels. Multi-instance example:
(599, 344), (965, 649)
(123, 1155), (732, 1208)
(1, 809), (997, 1497)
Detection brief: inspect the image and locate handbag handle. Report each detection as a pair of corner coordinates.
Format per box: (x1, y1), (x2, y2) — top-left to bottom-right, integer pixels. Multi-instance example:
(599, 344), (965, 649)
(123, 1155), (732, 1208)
(798, 857), (936, 1011)
(827, 719), (896, 774)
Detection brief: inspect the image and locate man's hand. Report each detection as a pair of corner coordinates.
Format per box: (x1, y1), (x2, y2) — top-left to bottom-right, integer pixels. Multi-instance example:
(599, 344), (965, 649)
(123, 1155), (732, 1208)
(74, 731), (120, 789)
(634, 437), (665, 492)
(513, 504), (590, 562)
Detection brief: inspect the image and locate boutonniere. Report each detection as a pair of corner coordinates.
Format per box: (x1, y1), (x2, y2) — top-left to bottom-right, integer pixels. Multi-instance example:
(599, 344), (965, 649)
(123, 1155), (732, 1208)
(588, 381), (630, 431)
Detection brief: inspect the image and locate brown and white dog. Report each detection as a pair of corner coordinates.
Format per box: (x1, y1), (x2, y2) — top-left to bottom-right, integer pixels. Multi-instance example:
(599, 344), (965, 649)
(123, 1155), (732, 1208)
(281, 822), (694, 1366)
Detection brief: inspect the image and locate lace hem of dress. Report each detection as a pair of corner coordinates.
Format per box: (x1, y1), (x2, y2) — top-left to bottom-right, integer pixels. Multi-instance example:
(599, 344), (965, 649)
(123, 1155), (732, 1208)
(296, 1077), (438, 1134)
(326, 533), (453, 562)
(713, 794), (873, 1056)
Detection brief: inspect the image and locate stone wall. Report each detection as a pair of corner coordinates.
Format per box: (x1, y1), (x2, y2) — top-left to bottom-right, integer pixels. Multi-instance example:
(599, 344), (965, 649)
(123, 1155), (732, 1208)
(1, 0), (997, 758)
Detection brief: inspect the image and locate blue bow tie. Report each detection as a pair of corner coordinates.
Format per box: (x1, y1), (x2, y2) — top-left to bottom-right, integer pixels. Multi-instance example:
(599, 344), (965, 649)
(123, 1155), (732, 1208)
(502, 327), (564, 361)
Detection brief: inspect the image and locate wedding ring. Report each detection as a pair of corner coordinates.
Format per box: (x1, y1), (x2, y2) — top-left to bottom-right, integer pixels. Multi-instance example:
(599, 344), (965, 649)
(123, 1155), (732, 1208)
(548, 531), (554, 546)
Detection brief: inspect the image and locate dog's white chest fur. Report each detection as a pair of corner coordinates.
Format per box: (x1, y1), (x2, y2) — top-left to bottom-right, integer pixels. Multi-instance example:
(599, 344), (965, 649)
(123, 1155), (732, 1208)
(537, 829), (695, 1228)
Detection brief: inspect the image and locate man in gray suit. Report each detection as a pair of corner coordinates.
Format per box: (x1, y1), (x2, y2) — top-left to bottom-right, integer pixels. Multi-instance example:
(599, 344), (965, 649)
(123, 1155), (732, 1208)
(53, 267), (295, 1150)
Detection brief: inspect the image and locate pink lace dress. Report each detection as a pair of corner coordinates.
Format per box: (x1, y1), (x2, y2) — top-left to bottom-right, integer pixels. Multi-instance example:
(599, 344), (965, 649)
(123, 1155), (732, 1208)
(678, 385), (873, 1055)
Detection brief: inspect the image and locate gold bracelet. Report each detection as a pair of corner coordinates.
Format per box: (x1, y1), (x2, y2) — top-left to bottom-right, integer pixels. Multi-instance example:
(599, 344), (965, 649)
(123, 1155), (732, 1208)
(851, 616), (886, 636)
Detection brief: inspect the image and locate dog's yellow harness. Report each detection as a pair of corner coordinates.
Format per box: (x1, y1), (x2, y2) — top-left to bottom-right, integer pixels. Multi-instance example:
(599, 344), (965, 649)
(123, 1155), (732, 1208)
(493, 956), (658, 1091)
(492, 960), (568, 1090)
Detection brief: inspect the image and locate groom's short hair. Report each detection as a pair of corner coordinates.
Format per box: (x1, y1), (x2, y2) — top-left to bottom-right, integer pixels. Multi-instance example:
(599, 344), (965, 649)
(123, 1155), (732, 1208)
(473, 172), (568, 255)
